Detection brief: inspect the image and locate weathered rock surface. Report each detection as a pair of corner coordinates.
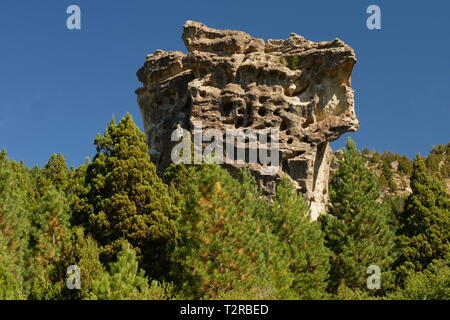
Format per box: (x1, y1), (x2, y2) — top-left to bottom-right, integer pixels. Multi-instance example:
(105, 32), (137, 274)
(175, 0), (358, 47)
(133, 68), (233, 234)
(136, 21), (359, 219)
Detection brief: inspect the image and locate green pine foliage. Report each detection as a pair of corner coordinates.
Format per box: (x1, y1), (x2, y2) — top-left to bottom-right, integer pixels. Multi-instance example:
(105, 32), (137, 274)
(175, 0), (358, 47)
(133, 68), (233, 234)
(0, 151), (35, 299)
(268, 178), (330, 299)
(51, 226), (107, 300)
(90, 243), (170, 300)
(74, 113), (179, 280)
(320, 138), (397, 295)
(28, 187), (72, 299)
(396, 156), (450, 279)
(426, 143), (450, 182)
(168, 164), (280, 299)
(362, 149), (413, 193)
(40, 153), (70, 193)
(0, 114), (448, 300)
(390, 258), (450, 300)
(167, 164), (331, 300)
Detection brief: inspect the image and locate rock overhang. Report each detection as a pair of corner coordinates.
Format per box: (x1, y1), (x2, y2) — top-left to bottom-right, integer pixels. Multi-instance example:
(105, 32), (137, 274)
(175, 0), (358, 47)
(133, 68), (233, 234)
(136, 21), (359, 219)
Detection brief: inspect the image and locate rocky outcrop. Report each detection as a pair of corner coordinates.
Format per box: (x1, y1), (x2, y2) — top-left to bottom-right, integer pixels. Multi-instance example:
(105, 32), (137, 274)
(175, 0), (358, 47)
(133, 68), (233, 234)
(136, 21), (359, 219)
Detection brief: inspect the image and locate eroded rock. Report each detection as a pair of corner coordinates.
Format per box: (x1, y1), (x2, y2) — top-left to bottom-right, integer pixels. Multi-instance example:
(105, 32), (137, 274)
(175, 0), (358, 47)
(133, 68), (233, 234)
(136, 21), (359, 219)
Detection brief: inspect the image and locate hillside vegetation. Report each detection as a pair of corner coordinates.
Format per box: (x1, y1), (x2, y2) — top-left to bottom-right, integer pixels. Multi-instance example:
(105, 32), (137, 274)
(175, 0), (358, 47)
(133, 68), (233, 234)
(0, 114), (449, 300)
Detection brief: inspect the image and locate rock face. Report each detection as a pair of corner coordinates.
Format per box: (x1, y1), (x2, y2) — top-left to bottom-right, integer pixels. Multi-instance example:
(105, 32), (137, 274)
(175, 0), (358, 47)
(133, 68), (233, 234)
(136, 21), (359, 219)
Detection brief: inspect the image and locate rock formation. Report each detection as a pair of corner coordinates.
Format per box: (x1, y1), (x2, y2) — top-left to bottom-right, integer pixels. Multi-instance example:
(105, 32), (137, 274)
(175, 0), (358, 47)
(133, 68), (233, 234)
(136, 21), (359, 219)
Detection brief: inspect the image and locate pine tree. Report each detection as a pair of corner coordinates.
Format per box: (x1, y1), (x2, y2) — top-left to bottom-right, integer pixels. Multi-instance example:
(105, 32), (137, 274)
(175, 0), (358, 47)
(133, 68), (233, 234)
(41, 153), (70, 192)
(69, 158), (91, 226)
(390, 257), (450, 300)
(52, 227), (107, 300)
(76, 114), (179, 280)
(28, 187), (71, 299)
(90, 243), (168, 300)
(234, 169), (293, 299)
(0, 150), (34, 299)
(169, 164), (281, 299)
(269, 178), (331, 299)
(320, 138), (397, 295)
(396, 156), (450, 279)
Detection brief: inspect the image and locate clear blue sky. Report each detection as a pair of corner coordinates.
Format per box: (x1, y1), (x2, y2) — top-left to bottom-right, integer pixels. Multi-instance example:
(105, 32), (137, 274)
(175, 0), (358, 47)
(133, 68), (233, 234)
(0, 0), (449, 168)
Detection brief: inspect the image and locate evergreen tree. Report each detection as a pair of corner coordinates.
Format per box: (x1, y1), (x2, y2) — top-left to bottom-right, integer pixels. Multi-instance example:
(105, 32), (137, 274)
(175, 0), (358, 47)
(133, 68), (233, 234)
(52, 227), (107, 300)
(234, 170), (293, 298)
(69, 158), (91, 226)
(75, 114), (179, 280)
(41, 153), (70, 192)
(169, 164), (281, 299)
(28, 188), (71, 299)
(396, 156), (450, 279)
(0, 150), (34, 299)
(0, 234), (24, 299)
(269, 178), (331, 299)
(320, 138), (397, 295)
(390, 257), (450, 300)
(91, 243), (169, 300)
(33, 188), (71, 263)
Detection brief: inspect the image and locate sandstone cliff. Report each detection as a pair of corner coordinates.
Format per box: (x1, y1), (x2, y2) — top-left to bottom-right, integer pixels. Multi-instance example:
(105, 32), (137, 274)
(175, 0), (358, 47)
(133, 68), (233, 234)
(136, 21), (359, 219)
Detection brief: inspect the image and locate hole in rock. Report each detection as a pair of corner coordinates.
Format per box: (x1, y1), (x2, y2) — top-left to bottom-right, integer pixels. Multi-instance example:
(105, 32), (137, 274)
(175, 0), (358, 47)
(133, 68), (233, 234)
(235, 117), (243, 128)
(182, 97), (191, 111)
(282, 160), (290, 174)
(258, 107), (268, 116)
(259, 96), (270, 104)
(302, 119), (313, 128)
(221, 102), (234, 117)
(245, 104), (253, 115)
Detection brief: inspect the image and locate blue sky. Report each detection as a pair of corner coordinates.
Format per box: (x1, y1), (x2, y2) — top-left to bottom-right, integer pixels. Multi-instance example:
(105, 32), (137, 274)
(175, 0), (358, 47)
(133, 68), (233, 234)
(0, 0), (449, 168)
